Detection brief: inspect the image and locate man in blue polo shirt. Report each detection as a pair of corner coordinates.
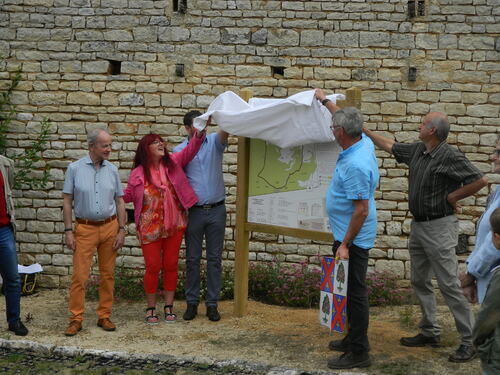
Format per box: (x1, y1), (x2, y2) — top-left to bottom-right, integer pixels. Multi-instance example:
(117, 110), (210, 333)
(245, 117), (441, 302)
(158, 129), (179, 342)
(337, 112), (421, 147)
(174, 111), (228, 322)
(315, 89), (379, 370)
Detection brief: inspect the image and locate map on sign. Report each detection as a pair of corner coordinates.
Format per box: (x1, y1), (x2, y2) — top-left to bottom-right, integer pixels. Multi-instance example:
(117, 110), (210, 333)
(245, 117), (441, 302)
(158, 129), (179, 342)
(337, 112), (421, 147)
(248, 139), (341, 233)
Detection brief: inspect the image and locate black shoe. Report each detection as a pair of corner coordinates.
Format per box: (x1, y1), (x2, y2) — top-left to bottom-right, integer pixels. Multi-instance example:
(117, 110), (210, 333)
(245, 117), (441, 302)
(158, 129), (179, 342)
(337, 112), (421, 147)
(400, 333), (440, 347)
(448, 344), (476, 363)
(327, 352), (371, 369)
(183, 304), (198, 321)
(8, 320), (28, 336)
(328, 339), (349, 352)
(206, 305), (220, 322)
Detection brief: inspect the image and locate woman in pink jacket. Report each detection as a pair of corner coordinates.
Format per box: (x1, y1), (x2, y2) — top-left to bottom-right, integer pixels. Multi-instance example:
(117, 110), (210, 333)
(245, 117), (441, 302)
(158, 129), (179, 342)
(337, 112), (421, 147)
(124, 130), (205, 324)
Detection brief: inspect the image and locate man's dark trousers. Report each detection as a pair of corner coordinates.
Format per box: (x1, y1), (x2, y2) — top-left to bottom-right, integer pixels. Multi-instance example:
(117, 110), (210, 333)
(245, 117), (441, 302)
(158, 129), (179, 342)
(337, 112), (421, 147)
(333, 241), (370, 354)
(185, 204), (226, 307)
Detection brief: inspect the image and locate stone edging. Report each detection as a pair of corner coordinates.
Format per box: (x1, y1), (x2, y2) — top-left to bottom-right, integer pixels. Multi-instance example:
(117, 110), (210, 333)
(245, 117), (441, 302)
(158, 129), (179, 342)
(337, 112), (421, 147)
(0, 338), (367, 375)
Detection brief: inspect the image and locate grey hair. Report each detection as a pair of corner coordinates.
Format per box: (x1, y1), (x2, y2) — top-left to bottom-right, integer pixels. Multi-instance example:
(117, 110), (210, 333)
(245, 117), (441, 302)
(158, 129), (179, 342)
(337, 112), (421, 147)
(332, 107), (363, 138)
(426, 113), (449, 141)
(87, 128), (109, 145)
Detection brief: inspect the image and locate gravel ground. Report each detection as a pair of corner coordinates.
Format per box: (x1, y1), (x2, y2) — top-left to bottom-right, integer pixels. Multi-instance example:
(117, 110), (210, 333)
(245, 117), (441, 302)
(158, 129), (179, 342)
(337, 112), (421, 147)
(0, 289), (481, 375)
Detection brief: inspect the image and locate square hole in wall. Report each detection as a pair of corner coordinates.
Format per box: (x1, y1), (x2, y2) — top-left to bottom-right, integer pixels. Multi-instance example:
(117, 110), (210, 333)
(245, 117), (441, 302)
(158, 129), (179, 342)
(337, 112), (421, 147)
(407, 1), (416, 18)
(417, 0), (426, 16)
(272, 66), (285, 77)
(408, 0), (427, 19)
(175, 63), (184, 77)
(408, 67), (417, 82)
(173, 0), (187, 13)
(108, 60), (121, 75)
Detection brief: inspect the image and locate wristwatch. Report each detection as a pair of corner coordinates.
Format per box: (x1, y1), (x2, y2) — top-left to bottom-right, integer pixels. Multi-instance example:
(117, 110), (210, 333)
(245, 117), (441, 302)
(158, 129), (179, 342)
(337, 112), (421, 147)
(321, 98), (331, 106)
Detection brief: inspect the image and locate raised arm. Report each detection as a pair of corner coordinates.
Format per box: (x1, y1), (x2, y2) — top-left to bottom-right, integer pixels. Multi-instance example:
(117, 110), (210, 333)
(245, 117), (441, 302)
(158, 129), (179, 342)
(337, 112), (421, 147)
(363, 128), (395, 154)
(218, 130), (229, 145)
(204, 115), (229, 145)
(314, 88), (340, 115)
(171, 130), (206, 168)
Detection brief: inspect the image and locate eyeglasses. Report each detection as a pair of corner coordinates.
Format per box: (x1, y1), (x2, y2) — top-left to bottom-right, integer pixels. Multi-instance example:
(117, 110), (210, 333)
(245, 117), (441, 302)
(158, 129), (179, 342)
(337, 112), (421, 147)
(330, 124), (341, 131)
(150, 140), (163, 145)
(494, 149), (500, 157)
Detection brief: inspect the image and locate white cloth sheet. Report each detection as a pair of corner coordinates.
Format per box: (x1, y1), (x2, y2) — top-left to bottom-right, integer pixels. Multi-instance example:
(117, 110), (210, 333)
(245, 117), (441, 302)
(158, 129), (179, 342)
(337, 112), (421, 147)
(18, 263), (43, 274)
(0, 263), (43, 285)
(193, 90), (345, 148)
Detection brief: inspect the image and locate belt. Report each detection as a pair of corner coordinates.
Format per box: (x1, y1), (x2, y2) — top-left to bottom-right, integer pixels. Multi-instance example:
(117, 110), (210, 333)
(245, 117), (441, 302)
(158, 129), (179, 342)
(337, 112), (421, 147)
(413, 213), (452, 222)
(76, 215), (117, 226)
(193, 200), (225, 210)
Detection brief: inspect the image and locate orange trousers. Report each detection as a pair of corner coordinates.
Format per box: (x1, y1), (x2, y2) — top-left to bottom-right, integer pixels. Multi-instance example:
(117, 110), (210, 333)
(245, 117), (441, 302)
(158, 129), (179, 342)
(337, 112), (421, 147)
(68, 219), (118, 322)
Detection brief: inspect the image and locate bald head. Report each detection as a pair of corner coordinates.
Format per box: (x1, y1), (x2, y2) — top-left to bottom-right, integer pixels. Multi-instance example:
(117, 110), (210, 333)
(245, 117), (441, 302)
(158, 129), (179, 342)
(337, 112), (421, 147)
(424, 112), (449, 141)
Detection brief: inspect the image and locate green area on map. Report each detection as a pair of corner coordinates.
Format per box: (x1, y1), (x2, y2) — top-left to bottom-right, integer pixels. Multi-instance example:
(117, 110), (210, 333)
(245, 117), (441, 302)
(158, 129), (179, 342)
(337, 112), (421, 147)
(248, 139), (317, 196)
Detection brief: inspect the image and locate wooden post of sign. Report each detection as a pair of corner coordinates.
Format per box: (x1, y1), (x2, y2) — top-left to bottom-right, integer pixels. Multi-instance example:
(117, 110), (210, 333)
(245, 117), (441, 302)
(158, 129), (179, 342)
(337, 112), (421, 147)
(336, 87), (362, 109)
(233, 88), (253, 317)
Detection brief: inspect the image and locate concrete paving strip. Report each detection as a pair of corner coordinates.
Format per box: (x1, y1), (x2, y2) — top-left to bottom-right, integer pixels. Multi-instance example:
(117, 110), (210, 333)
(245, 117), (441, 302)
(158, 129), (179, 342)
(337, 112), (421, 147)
(0, 338), (368, 375)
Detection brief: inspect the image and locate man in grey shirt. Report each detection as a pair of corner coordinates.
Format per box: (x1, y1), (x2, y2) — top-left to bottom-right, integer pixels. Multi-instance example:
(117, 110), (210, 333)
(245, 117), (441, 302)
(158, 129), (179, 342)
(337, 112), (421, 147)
(62, 128), (126, 336)
(364, 112), (487, 362)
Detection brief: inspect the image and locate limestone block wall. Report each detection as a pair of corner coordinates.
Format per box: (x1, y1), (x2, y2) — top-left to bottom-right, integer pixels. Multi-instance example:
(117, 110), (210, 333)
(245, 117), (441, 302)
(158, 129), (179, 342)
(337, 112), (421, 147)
(0, 0), (498, 288)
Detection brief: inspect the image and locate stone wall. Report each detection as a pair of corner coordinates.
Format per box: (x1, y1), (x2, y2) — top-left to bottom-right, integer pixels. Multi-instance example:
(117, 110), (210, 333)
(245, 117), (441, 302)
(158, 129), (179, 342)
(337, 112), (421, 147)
(0, 0), (498, 288)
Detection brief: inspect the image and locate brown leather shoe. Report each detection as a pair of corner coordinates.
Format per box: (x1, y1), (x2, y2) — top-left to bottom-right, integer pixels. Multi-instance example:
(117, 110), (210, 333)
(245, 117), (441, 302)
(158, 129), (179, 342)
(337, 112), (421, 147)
(97, 318), (116, 331)
(64, 320), (82, 337)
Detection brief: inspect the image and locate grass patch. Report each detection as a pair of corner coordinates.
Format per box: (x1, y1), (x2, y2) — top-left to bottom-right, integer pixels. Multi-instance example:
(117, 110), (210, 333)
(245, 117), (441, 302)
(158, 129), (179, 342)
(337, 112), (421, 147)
(371, 358), (438, 375)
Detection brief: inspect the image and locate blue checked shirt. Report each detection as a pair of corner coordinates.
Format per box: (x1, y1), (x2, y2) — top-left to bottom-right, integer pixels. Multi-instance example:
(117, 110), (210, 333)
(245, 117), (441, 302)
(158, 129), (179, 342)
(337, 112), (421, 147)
(63, 156), (123, 220)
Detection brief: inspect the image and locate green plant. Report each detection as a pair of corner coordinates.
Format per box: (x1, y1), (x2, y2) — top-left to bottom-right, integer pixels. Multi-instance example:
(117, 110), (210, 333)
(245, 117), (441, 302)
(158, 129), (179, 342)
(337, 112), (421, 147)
(399, 304), (418, 329)
(366, 270), (411, 306)
(248, 260), (321, 308)
(0, 59), (21, 156)
(86, 264), (144, 302)
(175, 266), (234, 301)
(13, 117), (51, 189)
(87, 263), (235, 302)
(0, 56), (51, 189)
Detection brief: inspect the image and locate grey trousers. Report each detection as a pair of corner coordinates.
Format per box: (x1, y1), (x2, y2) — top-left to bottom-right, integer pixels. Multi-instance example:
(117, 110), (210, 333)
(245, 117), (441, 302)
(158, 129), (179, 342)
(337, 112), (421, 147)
(409, 215), (474, 345)
(184, 204), (226, 307)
